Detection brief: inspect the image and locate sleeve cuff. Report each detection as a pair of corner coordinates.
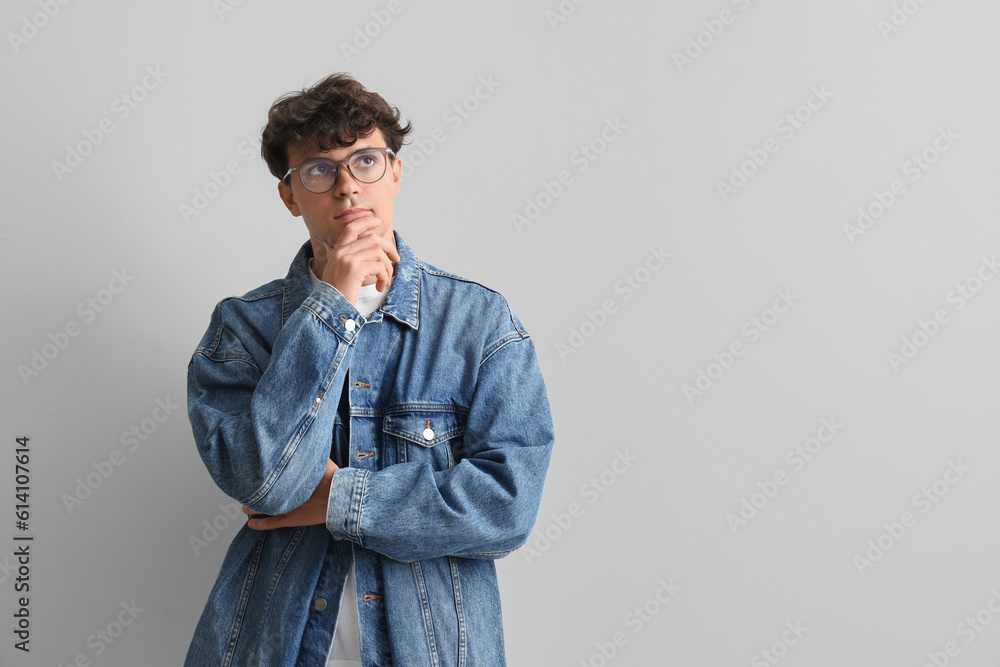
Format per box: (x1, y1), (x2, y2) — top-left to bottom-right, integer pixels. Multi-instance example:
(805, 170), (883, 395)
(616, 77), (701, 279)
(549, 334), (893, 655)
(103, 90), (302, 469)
(302, 282), (364, 343)
(326, 466), (369, 543)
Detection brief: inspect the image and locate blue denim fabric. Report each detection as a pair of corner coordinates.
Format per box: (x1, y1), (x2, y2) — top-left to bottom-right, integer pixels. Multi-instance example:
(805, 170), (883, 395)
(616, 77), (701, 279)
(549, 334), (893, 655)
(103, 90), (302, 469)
(184, 233), (554, 666)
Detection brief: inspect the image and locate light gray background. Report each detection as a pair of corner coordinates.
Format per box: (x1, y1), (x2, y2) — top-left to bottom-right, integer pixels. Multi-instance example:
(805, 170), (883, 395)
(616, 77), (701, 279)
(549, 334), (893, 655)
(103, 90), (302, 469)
(2, 1), (999, 665)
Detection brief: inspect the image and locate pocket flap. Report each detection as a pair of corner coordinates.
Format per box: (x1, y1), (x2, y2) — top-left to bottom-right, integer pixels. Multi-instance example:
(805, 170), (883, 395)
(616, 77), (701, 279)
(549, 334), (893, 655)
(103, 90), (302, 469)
(383, 410), (466, 447)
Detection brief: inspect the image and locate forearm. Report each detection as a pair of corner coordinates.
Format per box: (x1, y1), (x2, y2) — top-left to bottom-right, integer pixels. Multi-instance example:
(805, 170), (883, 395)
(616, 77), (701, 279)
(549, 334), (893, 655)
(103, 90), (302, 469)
(189, 282), (361, 515)
(325, 337), (554, 562)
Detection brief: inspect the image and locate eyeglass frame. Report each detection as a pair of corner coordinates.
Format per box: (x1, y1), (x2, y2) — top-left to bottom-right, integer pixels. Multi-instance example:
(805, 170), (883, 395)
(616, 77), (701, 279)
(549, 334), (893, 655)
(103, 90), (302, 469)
(282, 147), (397, 194)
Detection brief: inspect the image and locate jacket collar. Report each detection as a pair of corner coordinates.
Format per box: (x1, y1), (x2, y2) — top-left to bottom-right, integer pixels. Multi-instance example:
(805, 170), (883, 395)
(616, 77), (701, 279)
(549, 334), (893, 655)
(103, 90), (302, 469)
(281, 231), (420, 330)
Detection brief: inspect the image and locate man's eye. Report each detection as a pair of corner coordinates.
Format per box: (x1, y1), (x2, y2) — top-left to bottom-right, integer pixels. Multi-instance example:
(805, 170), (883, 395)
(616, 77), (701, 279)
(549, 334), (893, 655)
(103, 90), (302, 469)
(356, 155), (377, 168)
(306, 163), (333, 176)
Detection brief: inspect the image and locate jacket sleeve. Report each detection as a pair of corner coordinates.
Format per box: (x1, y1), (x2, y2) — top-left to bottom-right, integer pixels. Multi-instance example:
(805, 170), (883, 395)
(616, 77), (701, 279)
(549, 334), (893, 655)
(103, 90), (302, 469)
(187, 282), (361, 516)
(325, 331), (555, 562)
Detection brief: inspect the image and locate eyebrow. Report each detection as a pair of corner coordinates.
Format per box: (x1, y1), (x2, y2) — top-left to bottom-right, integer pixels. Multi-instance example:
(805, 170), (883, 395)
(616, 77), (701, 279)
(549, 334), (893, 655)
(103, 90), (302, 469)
(301, 144), (381, 161)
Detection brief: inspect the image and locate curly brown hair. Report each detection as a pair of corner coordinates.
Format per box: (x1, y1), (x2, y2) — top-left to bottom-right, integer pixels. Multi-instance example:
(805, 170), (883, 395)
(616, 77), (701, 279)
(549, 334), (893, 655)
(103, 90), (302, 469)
(261, 73), (412, 181)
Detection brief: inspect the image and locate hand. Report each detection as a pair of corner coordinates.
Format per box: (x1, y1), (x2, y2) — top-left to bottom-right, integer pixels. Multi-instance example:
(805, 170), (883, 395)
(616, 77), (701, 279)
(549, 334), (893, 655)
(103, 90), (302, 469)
(313, 217), (400, 305)
(244, 458), (339, 530)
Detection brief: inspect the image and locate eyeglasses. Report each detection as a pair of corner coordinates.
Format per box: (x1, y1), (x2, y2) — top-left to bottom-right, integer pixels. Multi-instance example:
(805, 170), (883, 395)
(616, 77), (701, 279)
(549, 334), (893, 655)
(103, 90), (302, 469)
(283, 147), (396, 194)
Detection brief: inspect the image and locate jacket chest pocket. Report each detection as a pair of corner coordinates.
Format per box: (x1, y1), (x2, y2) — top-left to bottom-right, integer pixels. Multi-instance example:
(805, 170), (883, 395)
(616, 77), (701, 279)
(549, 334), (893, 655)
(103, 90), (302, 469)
(383, 410), (467, 470)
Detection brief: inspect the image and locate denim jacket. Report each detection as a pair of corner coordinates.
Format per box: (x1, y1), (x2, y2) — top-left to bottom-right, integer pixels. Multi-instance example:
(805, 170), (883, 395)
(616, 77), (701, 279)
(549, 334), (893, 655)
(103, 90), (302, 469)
(184, 232), (554, 666)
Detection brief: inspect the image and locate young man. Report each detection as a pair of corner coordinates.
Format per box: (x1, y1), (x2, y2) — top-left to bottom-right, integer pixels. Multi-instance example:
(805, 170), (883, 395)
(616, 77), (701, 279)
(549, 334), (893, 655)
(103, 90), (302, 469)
(184, 73), (554, 666)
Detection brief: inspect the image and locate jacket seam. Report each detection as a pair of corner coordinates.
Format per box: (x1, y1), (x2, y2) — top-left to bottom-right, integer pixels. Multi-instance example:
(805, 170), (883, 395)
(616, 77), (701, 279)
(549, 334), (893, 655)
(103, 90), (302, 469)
(245, 343), (350, 508)
(192, 350), (262, 371)
(449, 556), (467, 667)
(412, 560), (441, 667)
(222, 533), (267, 667)
(352, 469), (369, 545)
(480, 333), (528, 368)
(247, 527), (306, 664)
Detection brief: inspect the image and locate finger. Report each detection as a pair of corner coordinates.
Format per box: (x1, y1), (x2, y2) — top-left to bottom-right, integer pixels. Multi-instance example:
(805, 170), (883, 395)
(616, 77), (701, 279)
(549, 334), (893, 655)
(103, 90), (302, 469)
(247, 514), (281, 531)
(339, 217), (382, 246)
(367, 258), (392, 292)
(337, 244), (394, 271)
(366, 231), (400, 262)
(336, 228), (397, 264)
(242, 505), (261, 516)
(378, 256), (394, 290)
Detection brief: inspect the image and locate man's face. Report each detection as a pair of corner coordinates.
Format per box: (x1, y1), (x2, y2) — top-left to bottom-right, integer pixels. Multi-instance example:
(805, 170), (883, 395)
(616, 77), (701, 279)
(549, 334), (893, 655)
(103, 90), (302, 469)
(277, 128), (401, 247)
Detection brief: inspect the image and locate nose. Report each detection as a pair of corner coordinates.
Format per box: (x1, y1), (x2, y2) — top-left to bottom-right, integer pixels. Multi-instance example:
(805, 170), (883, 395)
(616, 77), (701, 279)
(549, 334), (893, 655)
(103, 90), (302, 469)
(331, 164), (361, 197)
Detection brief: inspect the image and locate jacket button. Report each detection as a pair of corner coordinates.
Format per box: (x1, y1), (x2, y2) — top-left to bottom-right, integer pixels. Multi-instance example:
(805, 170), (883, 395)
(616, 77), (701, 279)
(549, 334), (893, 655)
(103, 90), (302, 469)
(423, 428), (434, 440)
(344, 319), (356, 332)
(315, 598), (327, 611)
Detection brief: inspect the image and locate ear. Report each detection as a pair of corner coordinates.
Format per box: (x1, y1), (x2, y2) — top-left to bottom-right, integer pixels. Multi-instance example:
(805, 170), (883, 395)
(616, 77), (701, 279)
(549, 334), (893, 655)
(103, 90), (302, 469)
(277, 180), (301, 217)
(390, 156), (401, 195)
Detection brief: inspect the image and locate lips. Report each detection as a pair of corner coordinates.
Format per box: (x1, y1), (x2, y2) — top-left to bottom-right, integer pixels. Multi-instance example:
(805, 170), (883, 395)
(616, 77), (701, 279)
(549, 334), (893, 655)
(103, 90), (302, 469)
(336, 208), (371, 222)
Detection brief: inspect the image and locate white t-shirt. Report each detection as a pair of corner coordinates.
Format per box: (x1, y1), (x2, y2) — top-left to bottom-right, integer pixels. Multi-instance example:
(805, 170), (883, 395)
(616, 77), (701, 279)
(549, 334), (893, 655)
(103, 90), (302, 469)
(308, 267), (389, 667)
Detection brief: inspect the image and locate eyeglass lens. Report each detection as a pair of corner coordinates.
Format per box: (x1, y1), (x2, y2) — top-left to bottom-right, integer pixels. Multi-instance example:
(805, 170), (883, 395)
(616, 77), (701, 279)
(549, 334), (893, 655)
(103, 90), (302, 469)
(298, 149), (387, 193)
